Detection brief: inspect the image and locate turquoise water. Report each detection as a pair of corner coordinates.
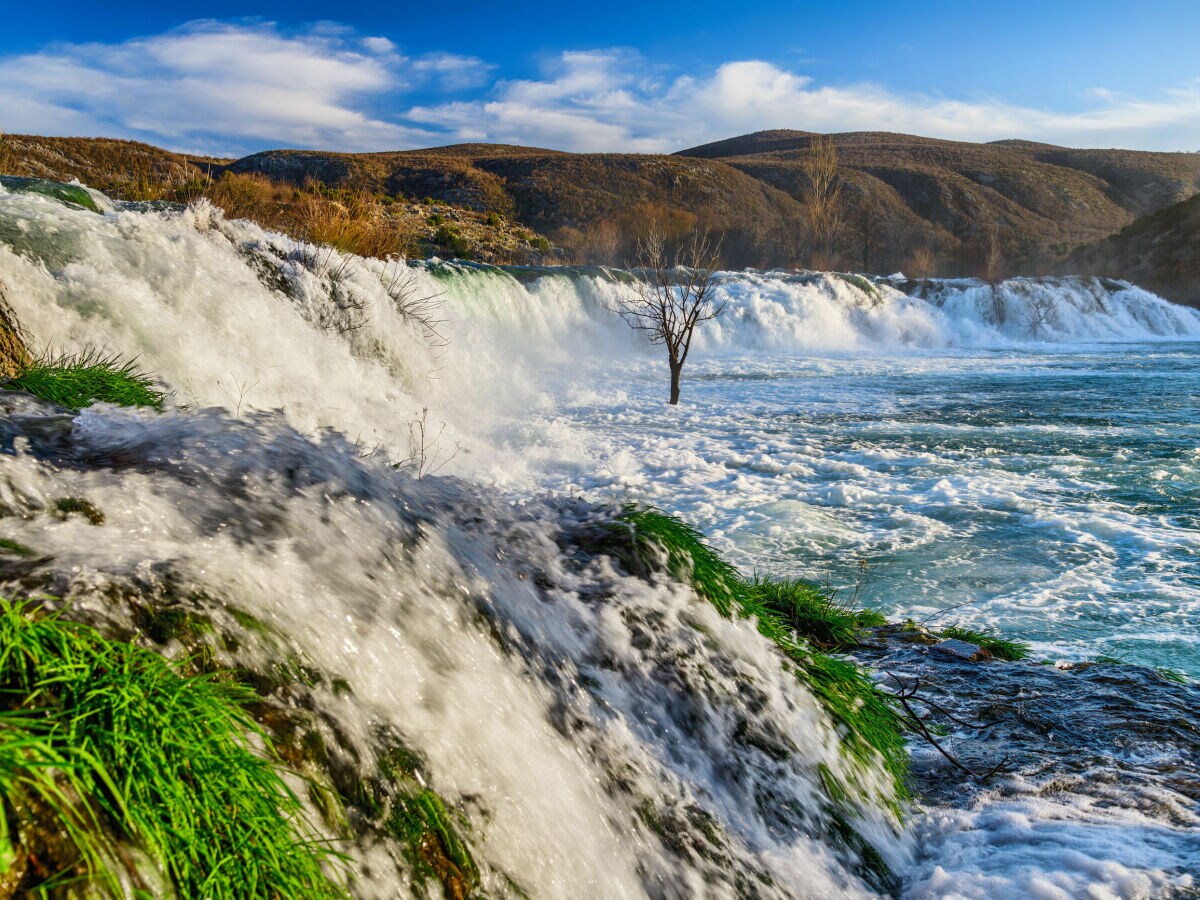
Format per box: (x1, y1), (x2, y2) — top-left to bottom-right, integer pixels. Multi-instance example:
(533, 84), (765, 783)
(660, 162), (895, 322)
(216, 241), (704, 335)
(556, 343), (1200, 676)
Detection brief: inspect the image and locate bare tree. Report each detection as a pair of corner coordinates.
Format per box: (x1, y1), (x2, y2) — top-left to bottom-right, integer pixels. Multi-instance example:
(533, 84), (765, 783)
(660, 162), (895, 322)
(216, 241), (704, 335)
(803, 135), (844, 266)
(850, 198), (881, 273)
(981, 225), (1006, 282)
(1020, 293), (1058, 338)
(611, 226), (724, 405)
(907, 246), (936, 280)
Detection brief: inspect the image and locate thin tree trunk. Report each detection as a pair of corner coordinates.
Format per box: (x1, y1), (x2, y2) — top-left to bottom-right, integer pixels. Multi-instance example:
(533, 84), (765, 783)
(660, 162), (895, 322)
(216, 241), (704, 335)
(668, 361), (682, 405)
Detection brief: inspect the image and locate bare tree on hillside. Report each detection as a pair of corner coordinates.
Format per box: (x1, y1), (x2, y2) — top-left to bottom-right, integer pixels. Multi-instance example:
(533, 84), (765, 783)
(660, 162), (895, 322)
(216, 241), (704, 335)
(981, 225), (1007, 282)
(850, 199), (881, 273)
(907, 246), (936, 280)
(610, 225), (723, 405)
(803, 135), (844, 266)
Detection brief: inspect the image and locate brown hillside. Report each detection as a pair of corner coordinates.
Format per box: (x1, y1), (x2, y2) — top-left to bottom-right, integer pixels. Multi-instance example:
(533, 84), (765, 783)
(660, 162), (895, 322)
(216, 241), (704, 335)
(1066, 193), (1200, 308)
(680, 131), (1200, 272)
(230, 147), (810, 267)
(5, 130), (1200, 278)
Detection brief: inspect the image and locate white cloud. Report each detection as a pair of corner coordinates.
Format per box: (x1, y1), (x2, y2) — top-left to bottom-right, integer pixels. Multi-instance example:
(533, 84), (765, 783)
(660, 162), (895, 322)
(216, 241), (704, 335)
(0, 21), (433, 154)
(2, 22), (1200, 156)
(361, 36), (396, 55)
(410, 53), (494, 91)
(410, 53), (1200, 153)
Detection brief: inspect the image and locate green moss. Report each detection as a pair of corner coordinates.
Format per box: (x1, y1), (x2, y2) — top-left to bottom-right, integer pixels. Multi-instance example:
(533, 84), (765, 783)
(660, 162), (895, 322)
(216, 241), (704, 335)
(834, 272), (882, 302)
(370, 739), (483, 899)
(0, 596), (347, 898)
(53, 497), (106, 526)
(7, 350), (164, 412)
(388, 790), (480, 898)
(937, 625), (1029, 661)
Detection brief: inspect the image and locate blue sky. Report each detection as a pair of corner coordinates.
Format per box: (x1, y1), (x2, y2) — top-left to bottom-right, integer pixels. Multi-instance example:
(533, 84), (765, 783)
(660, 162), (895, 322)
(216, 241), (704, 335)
(3, 2), (1199, 155)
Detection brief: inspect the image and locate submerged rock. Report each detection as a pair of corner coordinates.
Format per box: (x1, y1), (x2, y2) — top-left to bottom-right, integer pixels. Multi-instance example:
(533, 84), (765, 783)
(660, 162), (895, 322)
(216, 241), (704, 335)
(852, 631), (1200, 896)
(931, 638), (984, 661)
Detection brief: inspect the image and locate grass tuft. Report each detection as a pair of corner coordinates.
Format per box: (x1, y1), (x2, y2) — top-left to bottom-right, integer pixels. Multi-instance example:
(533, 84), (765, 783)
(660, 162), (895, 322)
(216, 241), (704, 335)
(748, 576), (885, 651)
(6, 349), (164, 411)
(937, 625), (1029, 661)
(0, 596), (346, 897)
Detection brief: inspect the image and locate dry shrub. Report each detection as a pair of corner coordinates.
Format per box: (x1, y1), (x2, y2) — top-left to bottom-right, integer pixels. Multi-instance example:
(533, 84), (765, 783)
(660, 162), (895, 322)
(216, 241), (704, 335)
(185, 173), (413, 260)
(194, 172), (294, 221)
(292, 191), (412, 259)
(0, 131), (13, 175)
(906, 246), (936, 279)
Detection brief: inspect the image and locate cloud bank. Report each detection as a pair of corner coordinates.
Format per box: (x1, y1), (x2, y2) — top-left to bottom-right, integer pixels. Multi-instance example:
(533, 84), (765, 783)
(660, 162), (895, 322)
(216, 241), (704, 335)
(3, 21), (1200, 155)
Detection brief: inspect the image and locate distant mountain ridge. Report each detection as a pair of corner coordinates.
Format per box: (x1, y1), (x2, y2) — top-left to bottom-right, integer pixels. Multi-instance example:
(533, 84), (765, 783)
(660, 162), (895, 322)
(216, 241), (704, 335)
(3, 130), (1200, 283)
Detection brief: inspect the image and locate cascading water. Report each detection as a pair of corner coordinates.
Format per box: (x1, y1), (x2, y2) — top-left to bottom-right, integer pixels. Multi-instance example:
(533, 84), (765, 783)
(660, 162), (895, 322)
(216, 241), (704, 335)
(1, 184), (1198, 898)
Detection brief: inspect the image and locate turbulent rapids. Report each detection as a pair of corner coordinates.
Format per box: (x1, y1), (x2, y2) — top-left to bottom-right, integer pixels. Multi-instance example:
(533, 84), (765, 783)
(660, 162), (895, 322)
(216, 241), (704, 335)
(0, 183), (1198, 898)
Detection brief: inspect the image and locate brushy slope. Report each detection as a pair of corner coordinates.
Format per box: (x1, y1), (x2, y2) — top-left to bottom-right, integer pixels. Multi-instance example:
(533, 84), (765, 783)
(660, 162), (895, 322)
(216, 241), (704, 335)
(1066, 192), (1200, 308)
(7, 130), (1200, 276)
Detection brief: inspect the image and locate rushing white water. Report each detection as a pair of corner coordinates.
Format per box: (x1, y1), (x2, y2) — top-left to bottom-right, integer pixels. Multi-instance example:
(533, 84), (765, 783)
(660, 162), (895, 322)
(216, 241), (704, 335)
(1, 185), (1198, 897)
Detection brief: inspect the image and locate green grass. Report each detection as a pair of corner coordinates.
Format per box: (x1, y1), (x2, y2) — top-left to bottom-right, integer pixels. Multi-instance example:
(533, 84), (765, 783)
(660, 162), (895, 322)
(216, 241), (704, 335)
(1155, 667), (1189, 684)
(937, 625), (1030, 661)
(615, 507), (909, 805)
(0, 596), (346, 898)
(5, 350), (164, 411)
(748, 576), (886, 651)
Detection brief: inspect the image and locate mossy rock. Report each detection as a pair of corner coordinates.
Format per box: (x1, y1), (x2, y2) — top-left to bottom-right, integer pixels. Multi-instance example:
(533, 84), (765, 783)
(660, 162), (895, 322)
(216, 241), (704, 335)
(0, 176), (101, 214)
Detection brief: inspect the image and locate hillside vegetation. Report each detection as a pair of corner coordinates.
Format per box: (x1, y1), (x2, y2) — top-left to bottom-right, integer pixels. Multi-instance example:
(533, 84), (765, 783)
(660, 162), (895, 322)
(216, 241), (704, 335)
(4, 130), (1200, 278)
(680, 130), (1200, 275)
(1067, 192), (1200, 308)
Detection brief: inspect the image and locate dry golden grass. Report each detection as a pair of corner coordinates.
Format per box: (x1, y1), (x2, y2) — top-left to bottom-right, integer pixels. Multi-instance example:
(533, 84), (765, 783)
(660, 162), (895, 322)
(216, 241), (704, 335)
(290, 190), (413, 258)
(164, 172), (414, 259)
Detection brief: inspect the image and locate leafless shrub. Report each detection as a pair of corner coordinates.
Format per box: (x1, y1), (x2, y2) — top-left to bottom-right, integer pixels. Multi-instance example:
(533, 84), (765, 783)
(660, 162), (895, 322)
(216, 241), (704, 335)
(1020, 292), (1058, 338)
(381, 262), (448, 348)
(216, 377), (259, 419)
(393, 407), (462, 479)
(907, 246), (936, 279)
(803, 135), (844, 265)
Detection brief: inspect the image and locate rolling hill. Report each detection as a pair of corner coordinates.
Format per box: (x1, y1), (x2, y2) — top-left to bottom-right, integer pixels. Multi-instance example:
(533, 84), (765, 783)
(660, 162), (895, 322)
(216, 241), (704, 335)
(4, 130), (1200, 278)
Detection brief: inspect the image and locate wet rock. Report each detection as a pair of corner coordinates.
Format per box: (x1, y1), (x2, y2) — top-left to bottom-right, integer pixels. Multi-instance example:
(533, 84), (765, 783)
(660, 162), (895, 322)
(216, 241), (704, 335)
(932, 638), (985, 661)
